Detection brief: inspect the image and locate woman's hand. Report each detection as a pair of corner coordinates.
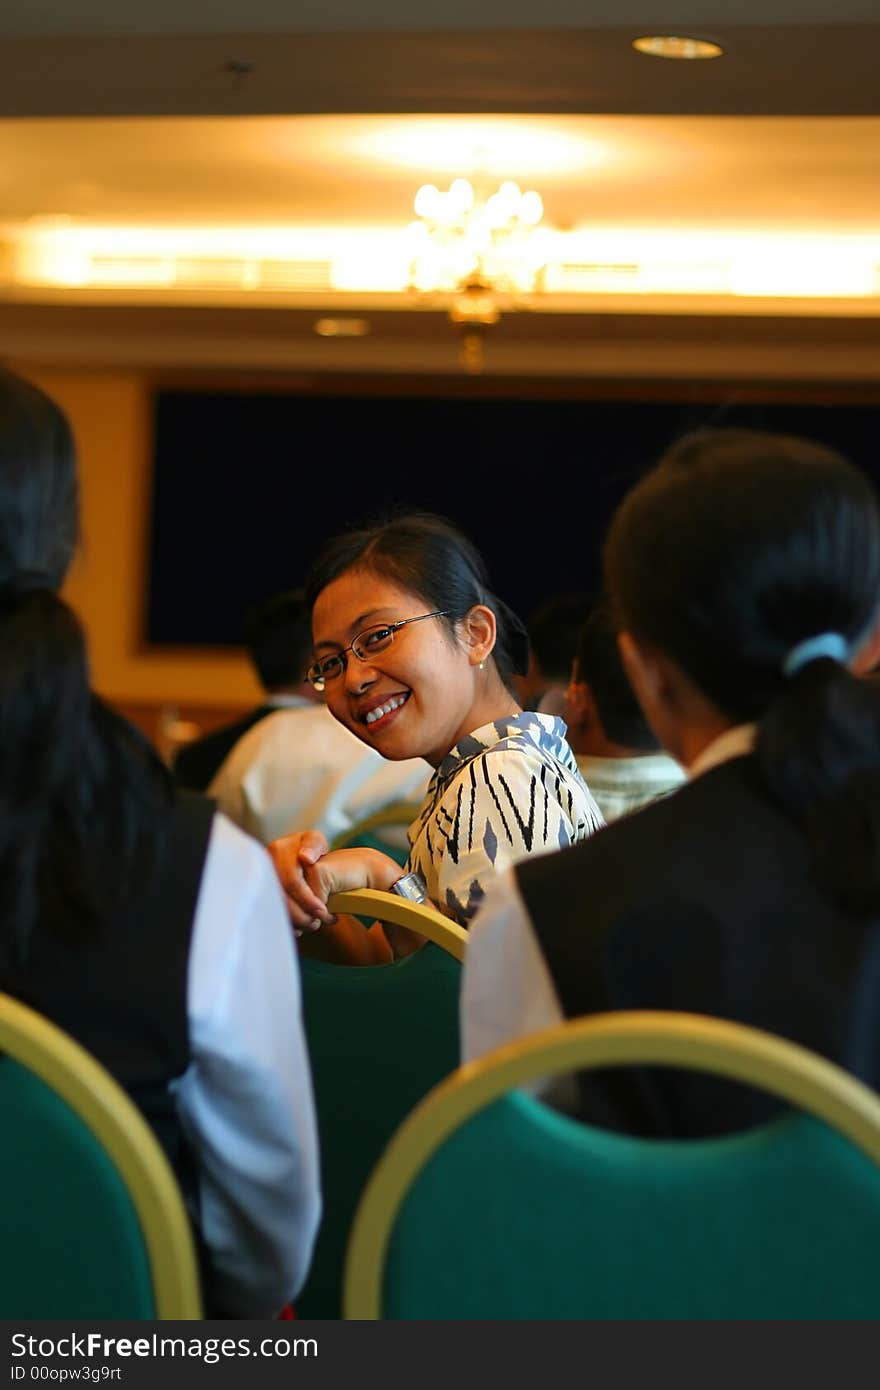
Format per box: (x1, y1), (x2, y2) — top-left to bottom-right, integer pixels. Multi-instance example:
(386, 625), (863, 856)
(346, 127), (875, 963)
(267, 834), (402, 934)
(267, 829), (334, 934)
(306, 848), (427, 961)
(267, 837), (405, 967)
(303, 846), (402, 907)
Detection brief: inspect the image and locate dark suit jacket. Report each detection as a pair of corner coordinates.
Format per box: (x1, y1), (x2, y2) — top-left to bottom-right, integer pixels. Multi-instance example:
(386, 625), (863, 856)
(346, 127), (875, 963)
(172, 705), (275, 792)
(517, 754), (880, 1136)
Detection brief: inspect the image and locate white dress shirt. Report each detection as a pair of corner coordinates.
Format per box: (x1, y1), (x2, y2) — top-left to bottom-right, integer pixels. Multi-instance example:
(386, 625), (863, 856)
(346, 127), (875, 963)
(171, 812), (322, 1317)
(208, 699), (430, 846)
(574, 750), (686, 824)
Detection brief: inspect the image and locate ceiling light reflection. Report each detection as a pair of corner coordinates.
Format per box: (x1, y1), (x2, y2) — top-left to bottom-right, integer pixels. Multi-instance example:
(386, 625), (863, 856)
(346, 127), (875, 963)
(357, 119), (603, 177)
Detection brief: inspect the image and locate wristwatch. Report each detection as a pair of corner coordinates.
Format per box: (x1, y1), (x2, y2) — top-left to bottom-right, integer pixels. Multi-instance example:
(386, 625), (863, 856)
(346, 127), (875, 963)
(388, 871), (429, 905)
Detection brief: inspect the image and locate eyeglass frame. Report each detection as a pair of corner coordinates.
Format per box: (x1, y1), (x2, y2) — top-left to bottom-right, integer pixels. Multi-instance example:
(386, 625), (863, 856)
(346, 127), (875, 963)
(306, 609), (455, 691)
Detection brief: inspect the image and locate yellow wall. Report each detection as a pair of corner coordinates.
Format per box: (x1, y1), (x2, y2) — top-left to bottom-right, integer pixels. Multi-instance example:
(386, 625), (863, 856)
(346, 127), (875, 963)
(14, 364), (261, 709)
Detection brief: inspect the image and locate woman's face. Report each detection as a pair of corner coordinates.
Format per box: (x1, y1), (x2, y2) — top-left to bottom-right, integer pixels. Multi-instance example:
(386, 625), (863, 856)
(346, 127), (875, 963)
(311, 568), (483, 767)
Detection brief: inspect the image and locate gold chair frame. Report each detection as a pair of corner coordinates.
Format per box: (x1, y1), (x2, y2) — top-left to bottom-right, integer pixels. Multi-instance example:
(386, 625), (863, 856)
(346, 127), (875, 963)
(328, 888), (467, 962)
(344, 1009), (880, 1319)
(0, 991), (202, 1319)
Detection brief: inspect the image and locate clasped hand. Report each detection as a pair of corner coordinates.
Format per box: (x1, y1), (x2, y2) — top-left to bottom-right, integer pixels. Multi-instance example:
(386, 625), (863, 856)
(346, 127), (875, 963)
(267, 831), (401, 934)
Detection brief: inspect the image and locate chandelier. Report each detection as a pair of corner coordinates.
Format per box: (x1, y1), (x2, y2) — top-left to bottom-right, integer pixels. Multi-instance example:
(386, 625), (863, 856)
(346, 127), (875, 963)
(407, 177), (550, 372)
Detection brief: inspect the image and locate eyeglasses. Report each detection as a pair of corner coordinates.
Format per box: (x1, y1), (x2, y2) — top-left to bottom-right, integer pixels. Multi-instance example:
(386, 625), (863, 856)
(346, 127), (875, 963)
(306, 610), (453, 691)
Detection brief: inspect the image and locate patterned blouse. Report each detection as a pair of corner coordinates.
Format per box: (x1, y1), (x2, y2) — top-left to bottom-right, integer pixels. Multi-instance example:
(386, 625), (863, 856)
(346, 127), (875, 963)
(405, 713), (603, 927)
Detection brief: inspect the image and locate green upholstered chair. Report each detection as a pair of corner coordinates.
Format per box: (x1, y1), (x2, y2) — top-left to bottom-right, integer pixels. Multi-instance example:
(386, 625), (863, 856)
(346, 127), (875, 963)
(295, 888), (465, 1319)
(329, 801), (423, 867)
(0, 991), (202, 1319)
(344, 1010), (880, 1320)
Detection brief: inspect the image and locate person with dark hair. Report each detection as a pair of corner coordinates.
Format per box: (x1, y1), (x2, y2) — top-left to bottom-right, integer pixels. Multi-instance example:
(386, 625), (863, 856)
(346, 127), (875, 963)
(516, 591), (594, 716)
(0, 369), (320, 1316)
(565, 601), (685, 822)
(173, 589), (313, 792)
(269, 512), (602, 962)
(462, 428), (880, 1136)
(207, 591), (428, 845)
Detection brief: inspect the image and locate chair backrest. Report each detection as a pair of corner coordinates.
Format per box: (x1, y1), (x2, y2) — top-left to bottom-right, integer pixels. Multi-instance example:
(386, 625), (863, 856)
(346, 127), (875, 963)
(296, 894), (464, 1318)
(330, 801), (423, 866)
(344, 1010), (880, 1320)
(0, 991), (202, 1319)
(328, 888), (467, 961)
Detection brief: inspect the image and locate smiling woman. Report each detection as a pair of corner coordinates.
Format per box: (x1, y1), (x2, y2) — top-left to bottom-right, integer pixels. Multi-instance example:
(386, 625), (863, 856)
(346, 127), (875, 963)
(268, 513), (603, 964)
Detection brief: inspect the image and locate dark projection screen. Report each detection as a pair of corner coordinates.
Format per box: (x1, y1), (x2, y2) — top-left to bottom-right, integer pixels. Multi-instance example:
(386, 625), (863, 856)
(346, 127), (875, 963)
(145, 388), (880, 648)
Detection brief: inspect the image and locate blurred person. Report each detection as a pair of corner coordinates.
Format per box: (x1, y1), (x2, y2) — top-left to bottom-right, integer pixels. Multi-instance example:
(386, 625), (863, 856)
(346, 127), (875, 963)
(515, 591), (594, 716)
(565, 601), (685, 822)
(0, 369), (320, 1316)
(173, 589), (307, 793)
(463, 428), (880, 1137)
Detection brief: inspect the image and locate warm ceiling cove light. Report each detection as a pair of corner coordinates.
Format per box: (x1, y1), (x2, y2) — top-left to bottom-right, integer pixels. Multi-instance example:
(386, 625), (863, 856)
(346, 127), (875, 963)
(358, 119), (594, 177)
(313, 317), (371, 337)
(632, 35), (723, 59)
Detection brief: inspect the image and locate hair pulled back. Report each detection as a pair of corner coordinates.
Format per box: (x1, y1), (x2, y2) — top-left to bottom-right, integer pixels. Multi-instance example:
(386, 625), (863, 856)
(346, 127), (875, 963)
(0, 369), (172, 969)
(604, 427), (880, 913)
(305, 511), (529, 695)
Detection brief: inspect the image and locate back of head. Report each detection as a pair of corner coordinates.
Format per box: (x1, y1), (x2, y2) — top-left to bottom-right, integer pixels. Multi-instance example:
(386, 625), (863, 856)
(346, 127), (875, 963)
(573, 602), (659, 751)
(604, 426), (880, 912)
(305, 511), (530, 695)
(0, 368), (170, 968)
(0, 370), (88, 948)
(0, 370), (78, 590)
(243, 589), (312, 692)
(528, 592), (595, 686)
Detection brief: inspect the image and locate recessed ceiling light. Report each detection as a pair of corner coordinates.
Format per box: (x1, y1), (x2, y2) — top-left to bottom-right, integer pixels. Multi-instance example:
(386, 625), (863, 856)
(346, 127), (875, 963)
(313, 318), (371, 337)
(632, 35), (724, 60)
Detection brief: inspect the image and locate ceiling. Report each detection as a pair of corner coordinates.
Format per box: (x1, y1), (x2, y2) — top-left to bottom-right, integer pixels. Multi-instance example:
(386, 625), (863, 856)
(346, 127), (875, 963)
(2, 3), (879, 378)
(4, 113), (880, 235)
(3, 0), (879, 119)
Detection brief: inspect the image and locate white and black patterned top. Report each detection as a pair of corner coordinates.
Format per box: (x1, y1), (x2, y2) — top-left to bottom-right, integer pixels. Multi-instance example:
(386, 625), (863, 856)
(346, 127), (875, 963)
(405, 712), (603, 927)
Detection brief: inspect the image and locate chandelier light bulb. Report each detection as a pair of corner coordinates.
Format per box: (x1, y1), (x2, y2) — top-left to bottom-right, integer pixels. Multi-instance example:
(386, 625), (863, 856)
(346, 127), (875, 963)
(518, 191), (544, 225)
(484, 193), (512, 230)
(410, 242), (445, 291)
(414, 184), (441, 219)
(435, 193), (460, 227)
(447, 178), (475, 214)
(496, 181), (522, 213)
(450, 245), (480, 281)
(463, 221), (492, 255)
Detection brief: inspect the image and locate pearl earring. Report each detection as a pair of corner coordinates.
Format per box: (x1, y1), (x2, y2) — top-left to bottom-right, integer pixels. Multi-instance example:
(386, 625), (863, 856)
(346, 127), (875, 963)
(478, 661), (485, 670)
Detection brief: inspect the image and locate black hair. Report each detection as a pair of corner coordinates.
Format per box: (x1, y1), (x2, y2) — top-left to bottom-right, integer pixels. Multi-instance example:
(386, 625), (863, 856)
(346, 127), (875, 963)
(573, 602), (660, 751)
(243, 588), (312, 691)
(604, 426), (880, 913)
(0, 369), (173, 968)
(305, 511), (529, 695)
(527, 592), (595, 684)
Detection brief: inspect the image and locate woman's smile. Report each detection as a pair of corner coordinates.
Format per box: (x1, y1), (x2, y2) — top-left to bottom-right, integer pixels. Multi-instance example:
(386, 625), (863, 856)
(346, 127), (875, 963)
(359, 691), (411, 728)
